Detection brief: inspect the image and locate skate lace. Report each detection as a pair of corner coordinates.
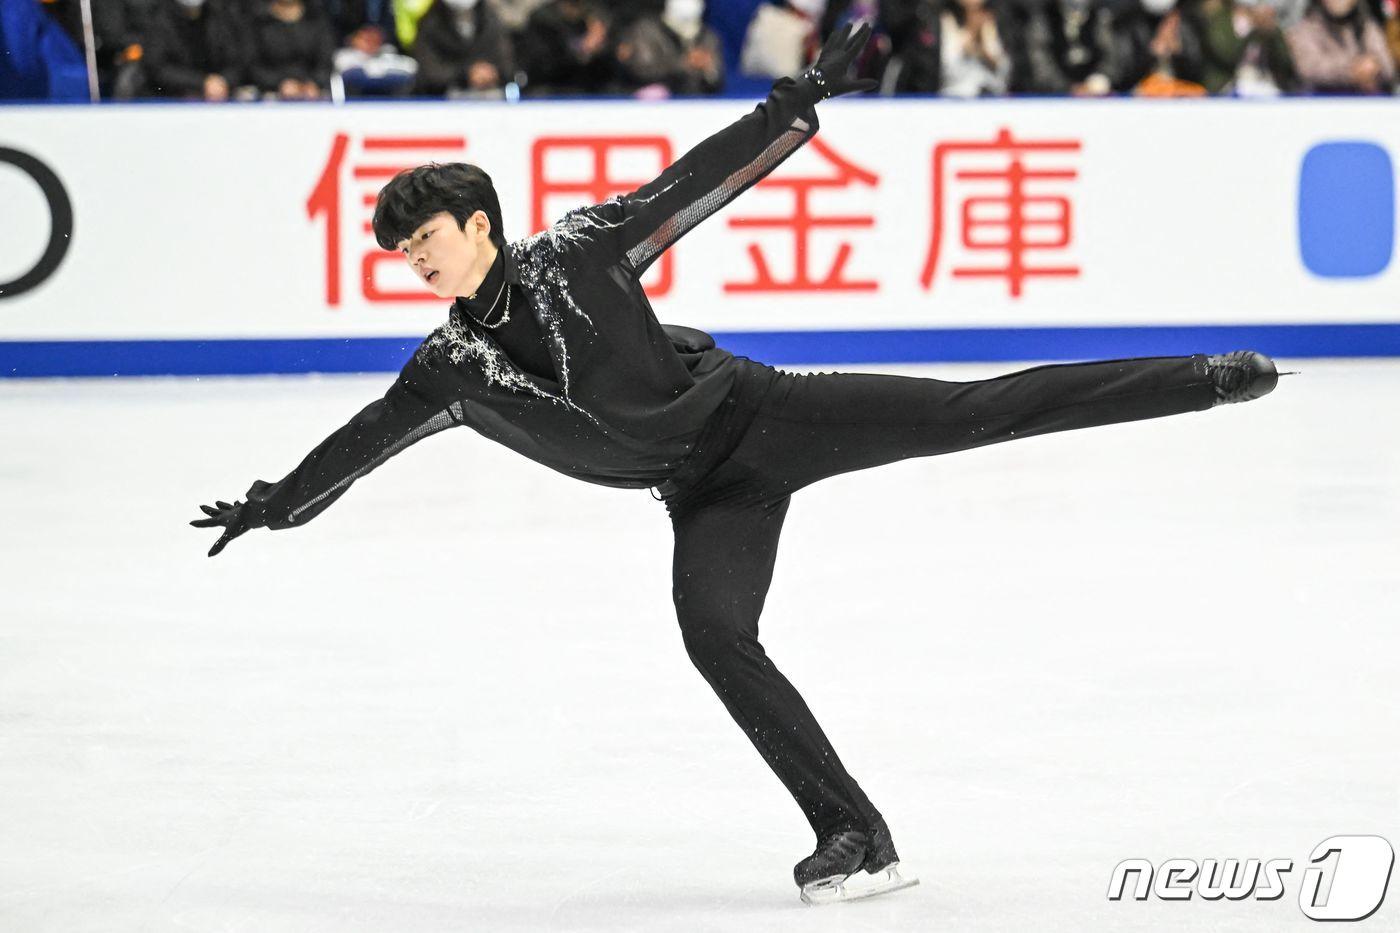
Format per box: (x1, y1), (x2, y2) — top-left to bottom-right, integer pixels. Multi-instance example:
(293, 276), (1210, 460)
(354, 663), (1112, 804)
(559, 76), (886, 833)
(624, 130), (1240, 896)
(1219, 362), (1246, 393)
(1211, 354), (1249, 399)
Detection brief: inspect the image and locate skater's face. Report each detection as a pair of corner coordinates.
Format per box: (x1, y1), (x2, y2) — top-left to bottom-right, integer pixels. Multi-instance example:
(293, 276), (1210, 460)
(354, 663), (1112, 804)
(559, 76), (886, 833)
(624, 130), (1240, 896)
(397, 210), (497, 300)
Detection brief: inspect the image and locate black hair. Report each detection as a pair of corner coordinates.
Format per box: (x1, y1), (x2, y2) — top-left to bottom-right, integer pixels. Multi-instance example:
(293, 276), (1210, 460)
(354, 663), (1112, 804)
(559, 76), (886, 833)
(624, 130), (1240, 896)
(372, 162), (506, 253)
(1308, 0), (1367, 38)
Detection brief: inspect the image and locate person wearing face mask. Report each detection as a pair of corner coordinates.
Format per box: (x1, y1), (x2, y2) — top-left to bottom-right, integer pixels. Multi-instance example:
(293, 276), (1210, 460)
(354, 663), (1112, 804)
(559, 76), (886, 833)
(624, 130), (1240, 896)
(614, 0), (725, 95)
(411, 0), (515, 96)
(143, 0), (251, 100)
(247, 0), (337, 99)
(1286, 0), (1395, 91)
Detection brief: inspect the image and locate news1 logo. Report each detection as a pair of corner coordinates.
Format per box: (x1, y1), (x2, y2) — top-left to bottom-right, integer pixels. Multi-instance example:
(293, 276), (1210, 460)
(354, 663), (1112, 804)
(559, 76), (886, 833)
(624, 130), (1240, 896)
(1298, 142), (1395, 278)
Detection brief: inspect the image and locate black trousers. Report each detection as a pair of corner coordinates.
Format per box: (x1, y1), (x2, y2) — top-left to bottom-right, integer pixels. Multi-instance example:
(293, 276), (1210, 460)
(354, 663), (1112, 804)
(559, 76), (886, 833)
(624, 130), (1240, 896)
(661, 354), (1217, 840)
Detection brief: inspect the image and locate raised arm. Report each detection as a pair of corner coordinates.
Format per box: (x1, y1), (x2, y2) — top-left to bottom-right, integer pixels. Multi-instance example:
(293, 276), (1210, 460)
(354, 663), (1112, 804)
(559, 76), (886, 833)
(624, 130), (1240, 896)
(601, 23), (878, 278)
(190, 357), (458, 556)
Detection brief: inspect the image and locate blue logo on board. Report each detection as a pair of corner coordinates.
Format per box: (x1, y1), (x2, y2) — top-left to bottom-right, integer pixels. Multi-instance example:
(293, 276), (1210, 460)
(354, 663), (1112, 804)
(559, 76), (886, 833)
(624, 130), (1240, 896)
(1297, 142), (1394, 278)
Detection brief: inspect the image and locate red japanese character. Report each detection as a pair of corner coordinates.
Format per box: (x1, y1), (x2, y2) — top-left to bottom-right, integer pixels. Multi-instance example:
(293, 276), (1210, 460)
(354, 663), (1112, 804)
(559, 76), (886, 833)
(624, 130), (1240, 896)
(530, 136), (675, 297)
(921, 128), (1081, 298)
(724, 136), (879, 293)
(307, 134), (469, 306)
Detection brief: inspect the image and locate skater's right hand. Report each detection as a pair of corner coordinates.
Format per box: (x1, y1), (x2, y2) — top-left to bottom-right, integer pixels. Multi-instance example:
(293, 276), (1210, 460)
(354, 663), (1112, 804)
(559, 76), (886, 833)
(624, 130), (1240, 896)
(190, 499), (253, 557)
(803, 22), (879, 100)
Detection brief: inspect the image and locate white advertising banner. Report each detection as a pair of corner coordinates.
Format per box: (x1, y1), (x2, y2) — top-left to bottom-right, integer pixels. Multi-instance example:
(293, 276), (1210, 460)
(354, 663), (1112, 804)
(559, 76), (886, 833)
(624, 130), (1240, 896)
(1, 97), (1397, 344)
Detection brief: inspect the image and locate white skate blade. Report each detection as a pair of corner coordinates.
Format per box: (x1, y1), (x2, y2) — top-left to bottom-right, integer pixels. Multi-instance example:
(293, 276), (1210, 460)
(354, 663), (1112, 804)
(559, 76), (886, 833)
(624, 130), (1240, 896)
(799, 863), (920, 906)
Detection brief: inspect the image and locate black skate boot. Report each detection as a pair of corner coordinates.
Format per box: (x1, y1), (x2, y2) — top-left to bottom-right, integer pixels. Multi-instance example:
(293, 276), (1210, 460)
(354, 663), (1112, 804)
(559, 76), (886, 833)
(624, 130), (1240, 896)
(794, 829), (867, 895)
(1206, 351), (1279, 406)
(859, 815), (901, 873)
(794, 818), (920, 906)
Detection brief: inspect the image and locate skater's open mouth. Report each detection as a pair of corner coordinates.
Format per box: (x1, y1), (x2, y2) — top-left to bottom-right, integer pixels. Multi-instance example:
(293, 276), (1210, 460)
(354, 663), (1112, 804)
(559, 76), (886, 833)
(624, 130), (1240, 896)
(426, 270), (438, 284)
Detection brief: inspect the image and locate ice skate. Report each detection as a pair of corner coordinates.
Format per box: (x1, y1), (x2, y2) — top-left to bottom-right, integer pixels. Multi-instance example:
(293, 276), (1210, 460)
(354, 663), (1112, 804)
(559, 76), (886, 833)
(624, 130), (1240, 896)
(795, 817), (920, 906)
(1206, 350), (1280, 406)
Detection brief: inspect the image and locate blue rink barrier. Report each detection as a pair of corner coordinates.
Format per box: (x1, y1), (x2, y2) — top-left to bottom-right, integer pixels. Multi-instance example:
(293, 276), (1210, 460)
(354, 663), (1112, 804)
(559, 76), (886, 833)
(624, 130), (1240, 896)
(2, 323), (1399, 377)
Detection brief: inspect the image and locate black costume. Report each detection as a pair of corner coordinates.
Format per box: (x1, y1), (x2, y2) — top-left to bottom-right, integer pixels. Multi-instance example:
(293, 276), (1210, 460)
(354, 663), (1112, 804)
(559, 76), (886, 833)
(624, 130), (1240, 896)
(219, 71), (1219, 844)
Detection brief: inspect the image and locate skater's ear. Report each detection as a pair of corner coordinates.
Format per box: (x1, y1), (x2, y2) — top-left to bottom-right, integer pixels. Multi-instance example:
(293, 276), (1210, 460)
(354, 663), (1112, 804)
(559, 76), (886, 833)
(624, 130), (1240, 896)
(465, 210), (493, 243)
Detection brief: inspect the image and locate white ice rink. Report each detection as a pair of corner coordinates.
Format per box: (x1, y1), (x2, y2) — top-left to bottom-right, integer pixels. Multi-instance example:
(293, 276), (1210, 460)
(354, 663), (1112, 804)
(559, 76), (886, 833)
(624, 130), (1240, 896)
(2, 359), (1397, 933)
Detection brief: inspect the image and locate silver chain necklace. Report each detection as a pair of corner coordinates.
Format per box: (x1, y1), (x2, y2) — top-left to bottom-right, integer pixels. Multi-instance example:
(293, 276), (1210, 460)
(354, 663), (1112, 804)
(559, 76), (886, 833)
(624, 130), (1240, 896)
(466, 276), (510, 329)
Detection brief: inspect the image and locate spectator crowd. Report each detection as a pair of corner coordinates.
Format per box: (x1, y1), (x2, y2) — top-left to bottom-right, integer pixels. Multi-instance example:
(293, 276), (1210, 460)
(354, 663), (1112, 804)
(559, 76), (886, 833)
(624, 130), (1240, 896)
(14, 0), (1400, 100)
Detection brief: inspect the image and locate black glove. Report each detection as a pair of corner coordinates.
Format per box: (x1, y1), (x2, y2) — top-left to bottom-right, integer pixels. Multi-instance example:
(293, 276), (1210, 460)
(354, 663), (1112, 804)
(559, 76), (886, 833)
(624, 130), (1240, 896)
(190, 499), (253, 557)
(802, 22), (879, 100)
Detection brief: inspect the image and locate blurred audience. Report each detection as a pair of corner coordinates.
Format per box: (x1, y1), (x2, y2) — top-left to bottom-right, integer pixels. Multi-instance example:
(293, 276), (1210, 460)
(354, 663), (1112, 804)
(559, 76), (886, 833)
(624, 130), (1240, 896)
(246, 0), (337, 98)
(143, 0), (250, 100)
(1130, 0), (1210, 95)
(615, 0), (725, 95)
(878, 0), (941, 91)
(1194, 0), (1297, 94)
(19, 0), (1399, 101)
(493, 0), (551, 31)
(938, 0), (1015, 95)
(1286, 0), (1395, 91)
(333, 23), (418, 95)
(740, 0), (824, 79)
(90, 0), (160, 97)
(1381, 0), (1400, 64)
(394, 0), (435, 49)
(1, 0), (89, 99)
(326, 0), (397, 42)
(517, 0), (615, 94)
(1022, 0), (1134, 94)
(412, 0), (514, 95)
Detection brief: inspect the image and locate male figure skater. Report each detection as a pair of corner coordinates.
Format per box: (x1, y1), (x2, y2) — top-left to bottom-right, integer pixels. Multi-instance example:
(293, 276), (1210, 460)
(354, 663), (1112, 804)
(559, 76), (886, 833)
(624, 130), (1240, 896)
(192, 23), (1282, 905)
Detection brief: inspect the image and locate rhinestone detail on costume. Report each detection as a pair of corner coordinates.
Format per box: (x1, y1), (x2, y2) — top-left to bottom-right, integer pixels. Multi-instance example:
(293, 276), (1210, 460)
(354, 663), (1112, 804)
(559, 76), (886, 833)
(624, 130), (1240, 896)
(418, 215), (621, 428)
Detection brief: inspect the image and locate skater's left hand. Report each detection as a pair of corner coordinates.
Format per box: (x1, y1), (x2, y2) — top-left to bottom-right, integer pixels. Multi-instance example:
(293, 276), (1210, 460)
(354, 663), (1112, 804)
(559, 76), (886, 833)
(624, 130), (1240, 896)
(190, 499), (253, 557)
(803, 22), (879, 100)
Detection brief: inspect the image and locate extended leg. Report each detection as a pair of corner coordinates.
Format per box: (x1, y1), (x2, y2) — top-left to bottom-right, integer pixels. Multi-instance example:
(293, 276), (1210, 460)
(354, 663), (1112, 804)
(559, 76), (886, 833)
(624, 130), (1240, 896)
(728, 354), (1218, 491)
(669, 488), (881, 839)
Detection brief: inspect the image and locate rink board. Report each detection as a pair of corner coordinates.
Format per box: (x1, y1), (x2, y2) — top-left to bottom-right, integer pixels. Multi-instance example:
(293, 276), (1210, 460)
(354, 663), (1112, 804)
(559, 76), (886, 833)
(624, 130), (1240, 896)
(3, 323), (1399, 377)
(1, 97), (1397, 374)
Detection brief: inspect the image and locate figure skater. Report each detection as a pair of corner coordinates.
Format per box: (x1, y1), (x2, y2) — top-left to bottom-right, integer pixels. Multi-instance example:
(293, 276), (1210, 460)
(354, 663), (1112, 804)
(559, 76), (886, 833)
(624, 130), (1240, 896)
(192, 23), (1282, 905)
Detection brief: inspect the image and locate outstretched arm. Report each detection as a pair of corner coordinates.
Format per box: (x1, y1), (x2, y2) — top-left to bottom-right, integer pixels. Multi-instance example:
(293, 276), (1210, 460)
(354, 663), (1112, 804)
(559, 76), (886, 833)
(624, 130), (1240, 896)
(602, 23), (878, 278)
(190, 358), (457, 556)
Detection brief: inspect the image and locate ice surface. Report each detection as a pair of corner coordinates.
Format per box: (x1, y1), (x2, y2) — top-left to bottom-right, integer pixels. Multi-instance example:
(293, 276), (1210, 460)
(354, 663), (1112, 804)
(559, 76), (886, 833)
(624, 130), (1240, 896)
(1, 359), (1397, 933)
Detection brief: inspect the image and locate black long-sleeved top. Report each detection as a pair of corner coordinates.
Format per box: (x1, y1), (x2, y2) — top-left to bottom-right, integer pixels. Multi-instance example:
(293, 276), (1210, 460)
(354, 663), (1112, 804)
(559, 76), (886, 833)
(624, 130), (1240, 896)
(460, 249), (555, 380)
(241, 75), (821, 532)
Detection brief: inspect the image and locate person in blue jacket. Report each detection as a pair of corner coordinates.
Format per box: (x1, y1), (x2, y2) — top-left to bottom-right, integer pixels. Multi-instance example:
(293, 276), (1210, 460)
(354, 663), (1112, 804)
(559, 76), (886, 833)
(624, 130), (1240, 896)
(0, 0), (90, 101)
